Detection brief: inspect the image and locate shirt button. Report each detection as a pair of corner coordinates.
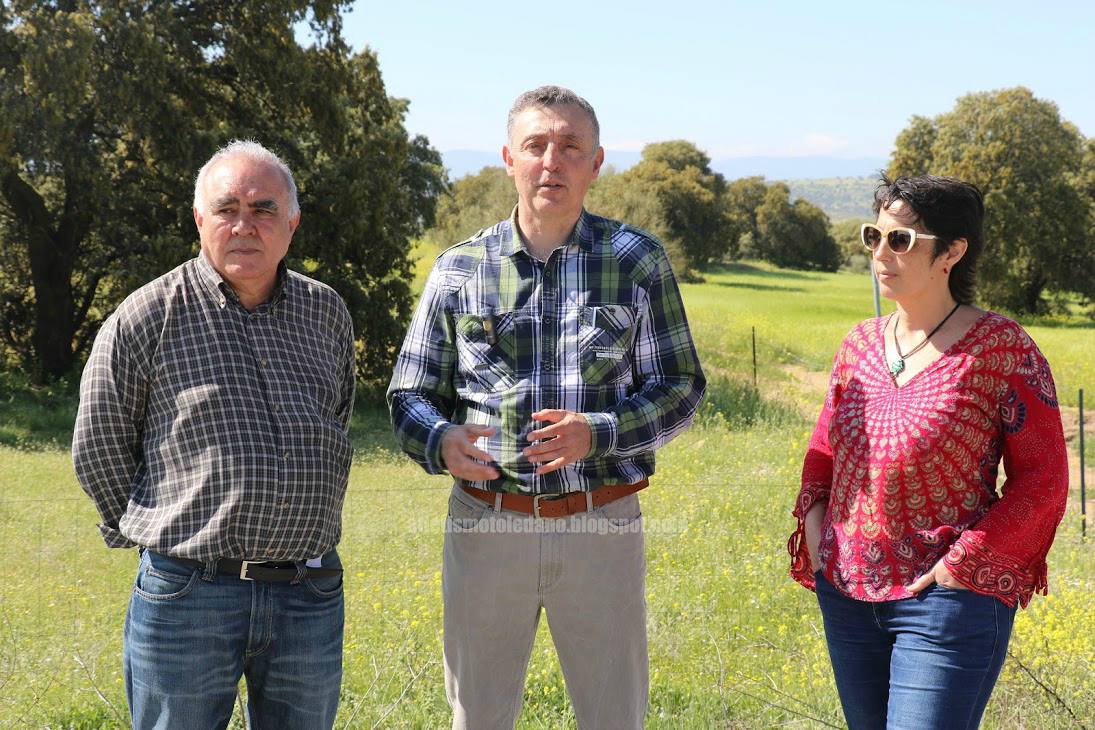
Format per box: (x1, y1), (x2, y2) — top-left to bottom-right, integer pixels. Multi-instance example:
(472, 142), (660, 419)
(260, 359), (268, 367)
(283, 452), (290, 461)
(280, 501), (290, 509)
(272, 404), (280, 412)
(265, 548), (275, 556)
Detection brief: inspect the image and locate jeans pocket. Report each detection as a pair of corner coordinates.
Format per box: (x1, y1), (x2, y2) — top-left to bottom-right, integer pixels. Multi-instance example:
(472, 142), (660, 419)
(133, 556), (200, 602)
(304, 573), (344, 599)
(447, 489), (491, 532)
(303, 550), (344, 599)
(597, 493), (642, 529)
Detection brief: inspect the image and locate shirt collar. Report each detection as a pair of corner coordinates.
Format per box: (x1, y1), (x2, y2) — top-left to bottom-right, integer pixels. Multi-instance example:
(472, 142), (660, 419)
(500, 206), (596, 258)
(195, 251), (289, 310)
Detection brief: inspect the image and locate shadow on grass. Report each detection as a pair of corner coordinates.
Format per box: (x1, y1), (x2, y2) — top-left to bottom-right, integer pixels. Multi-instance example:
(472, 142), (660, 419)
(706, 261), (824, 281)
(0, 370), (403, 459)
(715, 281), (806, 293)
(0, 371), (79, 450)
(697, 374), (803, 431)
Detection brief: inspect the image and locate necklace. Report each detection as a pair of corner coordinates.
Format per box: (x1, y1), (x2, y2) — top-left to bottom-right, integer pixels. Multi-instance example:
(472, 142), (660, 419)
(888, 303), (961, 379)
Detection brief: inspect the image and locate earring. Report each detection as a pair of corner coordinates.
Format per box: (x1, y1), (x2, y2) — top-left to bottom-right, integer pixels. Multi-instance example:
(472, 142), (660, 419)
(943, 267), (950, 274)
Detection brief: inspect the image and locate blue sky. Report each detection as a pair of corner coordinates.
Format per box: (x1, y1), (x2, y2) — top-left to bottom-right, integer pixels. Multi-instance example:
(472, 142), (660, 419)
(341, 0), (1092, 167)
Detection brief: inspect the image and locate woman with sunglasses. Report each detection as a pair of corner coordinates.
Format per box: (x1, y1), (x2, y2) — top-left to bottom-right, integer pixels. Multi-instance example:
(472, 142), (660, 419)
(787, 174), (1068, 729)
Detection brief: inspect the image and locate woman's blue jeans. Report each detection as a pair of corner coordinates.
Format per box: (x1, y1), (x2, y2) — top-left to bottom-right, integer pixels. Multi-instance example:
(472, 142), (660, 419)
(815, 570), (1015, 730)
(123, 548), (344, 729)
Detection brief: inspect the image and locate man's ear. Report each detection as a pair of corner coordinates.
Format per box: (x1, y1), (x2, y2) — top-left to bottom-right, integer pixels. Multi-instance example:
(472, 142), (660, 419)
(193, 206), (203, 230)
(288, 211), (301, 236)
(502, 144), (515, 177)
(591, 146), (604, 180)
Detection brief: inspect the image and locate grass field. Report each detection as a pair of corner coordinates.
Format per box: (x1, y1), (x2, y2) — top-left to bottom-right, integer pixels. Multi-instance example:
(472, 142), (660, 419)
(1, 262), (1092, 728)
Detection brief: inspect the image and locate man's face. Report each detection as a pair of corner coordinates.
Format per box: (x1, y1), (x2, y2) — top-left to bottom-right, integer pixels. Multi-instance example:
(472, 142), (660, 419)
(193, 155), (300, 299)
(503, 103), (603, 225)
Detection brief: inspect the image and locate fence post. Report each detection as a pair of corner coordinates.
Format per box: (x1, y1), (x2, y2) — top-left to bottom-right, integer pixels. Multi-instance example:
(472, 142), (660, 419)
(751, 326), (757, 391)
(871, 265), (881, 318)
(1080, 388), (1086, 541)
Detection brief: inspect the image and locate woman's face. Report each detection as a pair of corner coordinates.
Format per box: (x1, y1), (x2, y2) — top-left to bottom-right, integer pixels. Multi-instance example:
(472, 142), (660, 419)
(871, 200), (955, 304)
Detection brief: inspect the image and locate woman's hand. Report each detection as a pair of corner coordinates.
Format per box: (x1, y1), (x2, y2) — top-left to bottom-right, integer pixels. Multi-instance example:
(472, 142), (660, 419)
(803, 502), (826, 572)
(908, 559), (969, 594)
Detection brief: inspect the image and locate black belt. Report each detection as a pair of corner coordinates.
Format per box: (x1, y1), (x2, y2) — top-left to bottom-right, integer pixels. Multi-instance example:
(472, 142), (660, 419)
(165, 554), (342, 582)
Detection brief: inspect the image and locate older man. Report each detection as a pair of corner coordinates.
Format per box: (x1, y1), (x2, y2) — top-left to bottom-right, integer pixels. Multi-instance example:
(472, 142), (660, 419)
(73, 140), (354, 729)
(389, 86), (705, 728)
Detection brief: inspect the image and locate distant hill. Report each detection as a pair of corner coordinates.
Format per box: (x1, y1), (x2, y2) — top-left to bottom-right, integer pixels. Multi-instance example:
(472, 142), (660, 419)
(786, 177), (880, 222)
(442, 150), (887, 184)
(439, 152), (883, 222)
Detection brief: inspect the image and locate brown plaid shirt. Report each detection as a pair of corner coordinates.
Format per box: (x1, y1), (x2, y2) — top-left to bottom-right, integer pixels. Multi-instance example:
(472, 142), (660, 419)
(73, 253), (355, 561)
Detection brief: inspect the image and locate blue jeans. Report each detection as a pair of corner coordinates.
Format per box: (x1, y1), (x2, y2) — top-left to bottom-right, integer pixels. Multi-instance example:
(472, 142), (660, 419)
(123, 549), (344, 730)
(815, 571), (1015, 730)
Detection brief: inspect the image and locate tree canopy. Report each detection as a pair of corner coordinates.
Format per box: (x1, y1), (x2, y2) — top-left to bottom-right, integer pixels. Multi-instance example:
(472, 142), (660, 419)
(888, 87), (1092, 313)
(0, 1), (445, 386)
(752, 183), (841, 272)
(586, 140), (731, 277)
(424, 165), (514, 249)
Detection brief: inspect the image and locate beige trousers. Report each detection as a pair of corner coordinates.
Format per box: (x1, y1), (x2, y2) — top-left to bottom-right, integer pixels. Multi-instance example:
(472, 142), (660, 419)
(442, 485), (648, 730)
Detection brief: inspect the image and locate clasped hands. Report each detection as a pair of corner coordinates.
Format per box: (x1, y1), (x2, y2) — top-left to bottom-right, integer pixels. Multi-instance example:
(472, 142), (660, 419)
(803, 502), (967, 593)
(440, 409), (592, 481)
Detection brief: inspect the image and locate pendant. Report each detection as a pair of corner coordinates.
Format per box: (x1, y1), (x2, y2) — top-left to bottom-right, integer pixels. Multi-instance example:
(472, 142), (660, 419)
(889, 358), (906, 377)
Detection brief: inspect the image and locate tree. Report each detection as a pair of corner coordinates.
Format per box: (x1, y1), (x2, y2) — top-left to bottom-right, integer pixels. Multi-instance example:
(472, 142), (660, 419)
(887, 87), (1092, 313)
(831, 218), (872, 271)
(587, 141), (730, 276)
(888, 115), (936, 178)
(0, 1), (444, 385)
(754, 183), (841, 272)
(426, 166), (515, 248)
(723, 176), (768, 258)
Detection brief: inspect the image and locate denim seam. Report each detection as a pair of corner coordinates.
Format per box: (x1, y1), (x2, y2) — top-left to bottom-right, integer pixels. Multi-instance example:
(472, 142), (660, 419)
(245, 583), (273, 658)
(963, 596), (1002, 729)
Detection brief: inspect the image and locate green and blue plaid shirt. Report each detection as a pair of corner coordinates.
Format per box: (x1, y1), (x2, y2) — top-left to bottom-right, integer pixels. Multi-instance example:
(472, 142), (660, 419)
(388, 208), (705, 495)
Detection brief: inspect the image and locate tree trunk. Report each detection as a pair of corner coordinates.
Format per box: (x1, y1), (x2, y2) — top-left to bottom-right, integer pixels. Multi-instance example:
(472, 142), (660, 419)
(26, 232), (76, 378)
(1, 169), (78, 379)
(1022, 266), (1047, 314)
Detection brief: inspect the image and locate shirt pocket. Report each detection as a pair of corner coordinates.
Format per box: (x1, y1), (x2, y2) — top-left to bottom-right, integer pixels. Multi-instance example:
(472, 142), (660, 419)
(455, 310), (518, 391)
(578, 304), (637, 385)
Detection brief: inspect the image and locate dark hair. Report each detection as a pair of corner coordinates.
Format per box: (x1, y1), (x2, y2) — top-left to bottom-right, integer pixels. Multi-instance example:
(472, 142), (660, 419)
(507, 85), (600, 149)
(872, 174), (984, 305)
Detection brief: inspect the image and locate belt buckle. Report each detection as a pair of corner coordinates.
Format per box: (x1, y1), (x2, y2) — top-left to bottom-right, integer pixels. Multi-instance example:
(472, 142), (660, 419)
(532, 494), (550, 519)
(239, 561), (260, 581)
(532, 493), (566, 519)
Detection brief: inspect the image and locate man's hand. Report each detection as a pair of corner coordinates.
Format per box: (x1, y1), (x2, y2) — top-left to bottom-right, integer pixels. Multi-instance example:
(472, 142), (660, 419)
(803, 502), (826, 573)
(524, 410), (592, 475)
(907, 559), (969, 594)
(441, 425), (500, 481)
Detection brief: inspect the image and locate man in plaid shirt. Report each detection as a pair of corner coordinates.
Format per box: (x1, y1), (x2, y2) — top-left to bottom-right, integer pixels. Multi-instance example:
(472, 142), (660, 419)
(73, 141), (354, 729)
(389, 86), (705, 728)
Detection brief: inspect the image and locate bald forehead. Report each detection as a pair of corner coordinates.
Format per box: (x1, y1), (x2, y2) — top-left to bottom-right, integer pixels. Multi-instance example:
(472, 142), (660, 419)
(202, 156), (291, 206)
(509, 104), (597, 144)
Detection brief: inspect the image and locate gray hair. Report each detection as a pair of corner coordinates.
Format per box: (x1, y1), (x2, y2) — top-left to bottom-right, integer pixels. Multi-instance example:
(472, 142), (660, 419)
(507, 85), (600, 150)
(193, 139), (300, 217)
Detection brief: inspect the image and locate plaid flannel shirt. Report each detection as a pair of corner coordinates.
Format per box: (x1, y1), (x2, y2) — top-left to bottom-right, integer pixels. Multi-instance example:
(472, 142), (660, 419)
(72, 253), (355, 561)
(388, 208), (705, 495)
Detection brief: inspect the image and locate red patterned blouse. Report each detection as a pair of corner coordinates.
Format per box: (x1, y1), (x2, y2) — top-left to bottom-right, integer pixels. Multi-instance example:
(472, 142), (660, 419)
(788, 312), (1068, 608)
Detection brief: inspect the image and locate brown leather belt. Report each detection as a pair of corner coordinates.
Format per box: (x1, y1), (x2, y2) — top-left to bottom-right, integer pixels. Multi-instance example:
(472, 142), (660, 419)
(461, 479), (648, 518)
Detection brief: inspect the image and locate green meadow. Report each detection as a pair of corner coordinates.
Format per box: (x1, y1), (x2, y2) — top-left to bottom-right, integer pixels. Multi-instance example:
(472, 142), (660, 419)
(1, 262), (1092, 728)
